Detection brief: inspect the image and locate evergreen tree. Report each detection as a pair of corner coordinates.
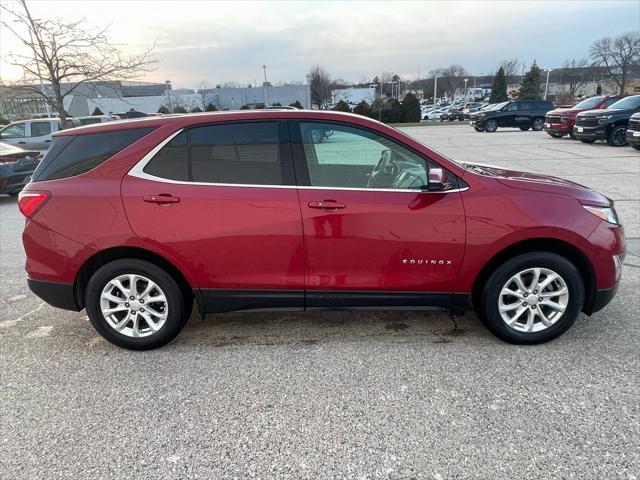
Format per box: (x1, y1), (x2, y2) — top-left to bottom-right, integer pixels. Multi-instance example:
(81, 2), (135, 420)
(352, 100), (371, 118)
(91, 106), (104, 116)
(400, 93), (421, 122)
(596, 84), (602, 95)
(173, 105), (187, 113)
(271, 102), (282, 106)
(254, 103), (265, 109)
(190, 106), (202, 112)
(331, 100), (351, 112)
(381, 99), (402, 124)
(518, 61), (543, 100)
(489, 67), (508, 103)
(205, 103), (217, 111)
(157, 105), (170, 114)
(240, 105), (250, 110)
(289, 100), (304, 109)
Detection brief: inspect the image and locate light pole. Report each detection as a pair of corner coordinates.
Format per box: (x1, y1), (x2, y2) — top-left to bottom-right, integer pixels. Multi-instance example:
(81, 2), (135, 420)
(544, 69), (552, 100)
(463, 78), (469, 101)
(262, 65), (268, 106)
(433, 75), (438, 109)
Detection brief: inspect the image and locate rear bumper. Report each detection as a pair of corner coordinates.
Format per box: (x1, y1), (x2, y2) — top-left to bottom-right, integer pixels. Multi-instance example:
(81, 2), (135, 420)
(27, 278), (80, 311)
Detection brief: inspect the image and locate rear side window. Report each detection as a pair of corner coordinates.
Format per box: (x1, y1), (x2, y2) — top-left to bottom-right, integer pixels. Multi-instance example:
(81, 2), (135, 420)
(30, 122), (52, 137)
(143, 131), (188, 181)
(143, 121), (292, 186)
(33, 127), (154, 181)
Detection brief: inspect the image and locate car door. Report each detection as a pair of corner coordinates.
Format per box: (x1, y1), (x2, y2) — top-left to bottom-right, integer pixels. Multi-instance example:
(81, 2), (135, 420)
(122, 120), (305, 312)
(26, 121), (53, 151)
(0, 122), (27, 147)
(291, 120), (466, 309)
(499, 102), (518, 127)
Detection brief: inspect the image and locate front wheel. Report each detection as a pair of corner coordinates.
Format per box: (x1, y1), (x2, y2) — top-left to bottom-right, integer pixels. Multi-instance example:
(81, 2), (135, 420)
(479, 252), (584, 344)
(632, 144), (640, 151)
(519, 126), (530, 131)
(531, 118), (545, 131)
(85, 259), (190, 350)
(548, 132), (564, 138)
(580, 139), (596, 144)
(474, 126), (484, 132)
(484, 119), (498, 132)
(607, 126), (628, 147)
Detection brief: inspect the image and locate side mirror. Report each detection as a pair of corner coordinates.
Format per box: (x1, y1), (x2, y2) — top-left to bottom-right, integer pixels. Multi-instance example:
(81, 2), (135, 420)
(427, 168), (444, 191)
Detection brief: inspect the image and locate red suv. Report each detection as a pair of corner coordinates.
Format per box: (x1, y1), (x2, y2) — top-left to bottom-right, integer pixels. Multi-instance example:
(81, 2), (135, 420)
(544, 95), (621, 138)
(19, 111), (625, 349)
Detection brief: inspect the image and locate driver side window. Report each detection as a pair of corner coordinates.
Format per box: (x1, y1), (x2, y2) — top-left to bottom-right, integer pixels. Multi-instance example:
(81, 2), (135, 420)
(299, 122), (429, 190)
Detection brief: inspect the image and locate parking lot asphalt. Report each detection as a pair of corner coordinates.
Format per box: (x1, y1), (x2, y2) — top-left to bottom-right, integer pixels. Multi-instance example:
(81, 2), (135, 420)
(1, 125), (639, 479)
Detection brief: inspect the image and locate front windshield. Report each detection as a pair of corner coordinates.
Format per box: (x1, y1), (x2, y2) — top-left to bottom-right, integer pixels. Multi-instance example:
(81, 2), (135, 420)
(608, 96), (640, 110)
(490, 102), (509, 111)
(573, 97), (603, 109)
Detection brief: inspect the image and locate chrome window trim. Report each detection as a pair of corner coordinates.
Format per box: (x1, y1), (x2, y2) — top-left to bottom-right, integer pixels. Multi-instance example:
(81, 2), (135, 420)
(127, 128), (468, 194)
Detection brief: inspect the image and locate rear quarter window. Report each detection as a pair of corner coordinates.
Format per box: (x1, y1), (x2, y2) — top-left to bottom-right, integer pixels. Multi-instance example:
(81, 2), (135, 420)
(33, 127), (154, 181)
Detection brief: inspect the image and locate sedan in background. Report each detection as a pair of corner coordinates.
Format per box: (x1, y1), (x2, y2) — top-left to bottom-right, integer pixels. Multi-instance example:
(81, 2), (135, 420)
(0, 141), (41, 195)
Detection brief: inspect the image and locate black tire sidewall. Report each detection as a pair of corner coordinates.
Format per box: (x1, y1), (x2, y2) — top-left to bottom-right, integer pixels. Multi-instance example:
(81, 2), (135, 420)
(85, 259), (188, 350)
(480, 252), (584, 344)
(485, 119), (498, 132)
(531, 118), (544, 131)
(607, 126), (627, 147)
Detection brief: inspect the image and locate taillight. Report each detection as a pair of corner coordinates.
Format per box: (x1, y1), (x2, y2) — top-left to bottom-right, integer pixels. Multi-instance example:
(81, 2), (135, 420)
(18, 191), (50, 218)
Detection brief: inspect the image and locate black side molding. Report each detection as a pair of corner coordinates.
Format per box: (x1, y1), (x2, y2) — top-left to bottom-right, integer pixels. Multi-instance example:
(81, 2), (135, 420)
(584, 286), (619, 315)
(27, 278), (80, 311)
(199, 289), (304, 313)
(306, 290), (453, 310)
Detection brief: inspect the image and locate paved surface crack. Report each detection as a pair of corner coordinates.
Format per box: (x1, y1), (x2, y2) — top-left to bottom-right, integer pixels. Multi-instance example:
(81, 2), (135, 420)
(0, 302), (46, 329)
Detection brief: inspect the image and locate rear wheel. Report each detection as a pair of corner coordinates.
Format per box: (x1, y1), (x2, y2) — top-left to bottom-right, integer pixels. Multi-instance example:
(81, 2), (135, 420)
(531, 117), (545, 131)
(85, 259), (190, 350)
(607, 126), (627, 147)
(519, 126), (530, 131)
(479, 252), (584, 344)
(484, 119), (498, 132)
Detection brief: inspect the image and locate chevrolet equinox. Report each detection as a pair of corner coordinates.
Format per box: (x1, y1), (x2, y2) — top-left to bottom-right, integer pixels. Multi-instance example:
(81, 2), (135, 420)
(19, 110), (625, 349)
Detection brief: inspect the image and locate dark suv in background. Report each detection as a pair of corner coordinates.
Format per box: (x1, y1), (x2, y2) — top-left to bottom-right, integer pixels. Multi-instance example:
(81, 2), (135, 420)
(544, 95), (622, 139)
(574, 95), (640, 146)
(470, 100), (554, 132)
(626, 112), (640, 150)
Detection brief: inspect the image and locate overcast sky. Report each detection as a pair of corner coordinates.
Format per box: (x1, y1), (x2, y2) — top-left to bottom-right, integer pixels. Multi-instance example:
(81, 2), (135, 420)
(1, 0), (638, 88)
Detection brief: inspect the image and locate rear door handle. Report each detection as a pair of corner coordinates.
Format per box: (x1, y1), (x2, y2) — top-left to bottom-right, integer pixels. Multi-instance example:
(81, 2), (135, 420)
(144, 194), (180, 204)
(308, 200), (346, 210)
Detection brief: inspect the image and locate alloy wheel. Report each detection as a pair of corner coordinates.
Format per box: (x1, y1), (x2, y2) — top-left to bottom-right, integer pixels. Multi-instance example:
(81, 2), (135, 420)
(612, 127), (627, 146)
(532, 118), (544, 131)
(100, 274), (168, 338)
(498, 267), (569, 333)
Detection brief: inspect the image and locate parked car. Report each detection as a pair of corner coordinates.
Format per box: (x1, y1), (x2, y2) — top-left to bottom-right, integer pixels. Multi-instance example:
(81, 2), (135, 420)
(0, 141), (41, 195)
(19, 110), (624, 350)
(625, 112), (640, 150)
(76, 114), (121, 126)
(470, 100), (554, 132)
(573, 95), (640, 146)
(447, 106), (465, 121)
(544, 96), (622, 139)
(462, 103), (485, 119)
(422, 109), (444, 120)
(0, 118), (80, 151)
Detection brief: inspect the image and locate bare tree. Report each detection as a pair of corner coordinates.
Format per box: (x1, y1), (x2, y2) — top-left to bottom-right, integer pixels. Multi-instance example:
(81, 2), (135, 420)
(1, 0), (156, 127)
(559, 58), (590, 101)
(499, 58), (521, 80)
(440, 65), (467, 98)
(307, 65), (331, 109)
(590, 32), (640, 93)
(161, 91), (187, 113)
(196, 80), (211, 110)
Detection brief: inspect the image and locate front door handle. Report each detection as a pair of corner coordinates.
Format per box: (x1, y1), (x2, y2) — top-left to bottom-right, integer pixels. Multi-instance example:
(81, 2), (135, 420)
(144, 194), (180, 205)
(308, 200), (346, 210)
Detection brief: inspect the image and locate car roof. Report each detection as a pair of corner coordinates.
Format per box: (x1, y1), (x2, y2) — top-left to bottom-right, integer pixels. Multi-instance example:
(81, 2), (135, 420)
(53, 110), (387, 137)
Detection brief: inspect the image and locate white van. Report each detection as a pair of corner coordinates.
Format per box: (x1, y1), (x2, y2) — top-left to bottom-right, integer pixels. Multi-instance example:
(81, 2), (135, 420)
(0, 118), (80, 151)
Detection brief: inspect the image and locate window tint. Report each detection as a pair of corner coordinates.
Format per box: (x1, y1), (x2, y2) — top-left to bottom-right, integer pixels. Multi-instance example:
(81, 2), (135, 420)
(603, 97), (620, 107)
(30, 121), (51, 137)
(144, 131), (188, 181)
(506, 103), (518, 111)
(299, 122), (430, 190)
(33, 127), (154, 181)
(0, 123), (26, 138)
(190, 122), (286, 185)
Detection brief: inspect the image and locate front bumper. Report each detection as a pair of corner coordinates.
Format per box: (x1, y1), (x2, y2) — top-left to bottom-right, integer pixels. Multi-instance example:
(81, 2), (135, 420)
(27, 278), (80, 311)
(626, 130), (640, 146)
(585, 286), (620, 315)
(573, 125), (607, 141)
(0, 171), (33, 194)
(544, 122), (572, 135)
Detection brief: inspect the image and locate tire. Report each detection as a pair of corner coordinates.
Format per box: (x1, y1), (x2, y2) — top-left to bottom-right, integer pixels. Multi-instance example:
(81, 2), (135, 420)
(531, 117), (545, 131)
(484, 119), (498, 132)
(519, 126), (530, 131)
(569, 132), (576, 140)
(478, 252), (584, 345)
(474, 126), (484, 132)
(632, 144), (640, 151)
(607, 126), (628, 147)
(310, 129), (324, 144)
(580, 139), (595, 144)
(548, 132), (564, 138)
(85, 259), (190, 350)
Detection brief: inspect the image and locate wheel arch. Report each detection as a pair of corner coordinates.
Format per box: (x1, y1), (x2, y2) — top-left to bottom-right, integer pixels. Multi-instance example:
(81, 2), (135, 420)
(74, 246), (196, 312)
(471, 237), (597, 315)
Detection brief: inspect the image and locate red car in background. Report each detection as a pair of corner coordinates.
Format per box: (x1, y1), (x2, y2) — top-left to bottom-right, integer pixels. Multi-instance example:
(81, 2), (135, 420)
(544, 95), (622, 138)
(18, 110), (625, 349)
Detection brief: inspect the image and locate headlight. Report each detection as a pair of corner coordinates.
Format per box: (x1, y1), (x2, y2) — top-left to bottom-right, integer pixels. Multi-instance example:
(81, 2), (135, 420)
(583, 205), (620, 224)
(560, 117), (568, 124)
(477, 113), (485, 117)
(597, 115), (612, 124)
